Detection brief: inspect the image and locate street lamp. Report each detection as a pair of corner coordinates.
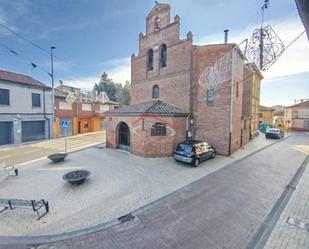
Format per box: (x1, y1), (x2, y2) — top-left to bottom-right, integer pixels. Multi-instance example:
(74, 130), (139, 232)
(50, 46), (56, 119)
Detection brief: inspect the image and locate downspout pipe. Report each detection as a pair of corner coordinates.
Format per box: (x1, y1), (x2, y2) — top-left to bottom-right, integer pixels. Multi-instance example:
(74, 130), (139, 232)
(43, 87), (51, 139)
(229, 47), (236, 155)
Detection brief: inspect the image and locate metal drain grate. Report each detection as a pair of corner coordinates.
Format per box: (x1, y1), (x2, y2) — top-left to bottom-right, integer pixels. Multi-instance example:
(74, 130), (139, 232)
(286, 217), (309, 232)
(118, 213), (135, 223)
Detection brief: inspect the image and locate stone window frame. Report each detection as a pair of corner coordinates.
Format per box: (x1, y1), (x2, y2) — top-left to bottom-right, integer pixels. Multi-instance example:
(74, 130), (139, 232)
(151, 122), (166, 136)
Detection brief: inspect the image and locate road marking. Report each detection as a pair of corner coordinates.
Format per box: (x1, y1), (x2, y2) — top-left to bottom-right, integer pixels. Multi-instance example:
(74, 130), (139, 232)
(67, 143), (100, 152)
(17, 156), (47, 166)
(25, 149), (41, 154)
(0, 155), (11, 160)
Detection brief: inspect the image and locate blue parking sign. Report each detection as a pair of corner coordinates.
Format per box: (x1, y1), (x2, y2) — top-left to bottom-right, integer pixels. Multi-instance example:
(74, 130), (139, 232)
(61, 120), (68, 129)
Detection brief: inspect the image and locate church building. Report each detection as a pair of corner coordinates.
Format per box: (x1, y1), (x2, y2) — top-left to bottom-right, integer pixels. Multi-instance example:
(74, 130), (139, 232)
(105, 3), (245, 157)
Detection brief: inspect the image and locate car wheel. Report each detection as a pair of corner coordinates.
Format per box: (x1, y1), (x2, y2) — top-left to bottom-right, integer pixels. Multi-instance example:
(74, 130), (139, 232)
(211, 151), (216, 159)
(194, 158), (200, 167)
(265, 134), (268, 139)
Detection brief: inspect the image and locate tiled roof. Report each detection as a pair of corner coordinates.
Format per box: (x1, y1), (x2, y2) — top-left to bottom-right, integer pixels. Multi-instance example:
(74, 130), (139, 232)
(105, 99), (188, 116)
(287, 100), (309, 108)
(105, 100), (119, 105)
(54, 89), (68, 98)
(0, 69), (49, 89)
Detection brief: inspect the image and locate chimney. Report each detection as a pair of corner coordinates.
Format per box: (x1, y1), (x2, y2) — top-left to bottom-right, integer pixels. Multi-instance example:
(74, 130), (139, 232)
(224, 29), (229, 44)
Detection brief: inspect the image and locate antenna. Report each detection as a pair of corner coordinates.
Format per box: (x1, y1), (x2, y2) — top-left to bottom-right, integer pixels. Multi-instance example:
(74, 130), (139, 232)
(260, 0), (270, 69)
(261, 0), (269, 27)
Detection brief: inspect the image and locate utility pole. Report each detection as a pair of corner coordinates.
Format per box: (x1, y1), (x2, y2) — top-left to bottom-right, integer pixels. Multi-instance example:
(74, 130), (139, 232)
(50, 46), (56, 120)
(260, 0), (269, 70)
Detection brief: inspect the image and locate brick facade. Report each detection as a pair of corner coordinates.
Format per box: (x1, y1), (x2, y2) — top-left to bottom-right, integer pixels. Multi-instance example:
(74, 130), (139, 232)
(242, 63), (263, 141)
(131, 4), (192, 112)
(54, 86), (118, 137)
(192, 45), (244, 155)
(106, 114), (187, 157)
(105, 3), (259, 157)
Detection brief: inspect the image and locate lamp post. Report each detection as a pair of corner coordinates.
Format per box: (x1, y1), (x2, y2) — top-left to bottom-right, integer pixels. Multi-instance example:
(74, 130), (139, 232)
(50, 46), (56, 118)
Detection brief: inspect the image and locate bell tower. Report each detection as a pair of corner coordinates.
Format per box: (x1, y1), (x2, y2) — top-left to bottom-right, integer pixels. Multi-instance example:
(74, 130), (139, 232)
(146, 2), (171, 34)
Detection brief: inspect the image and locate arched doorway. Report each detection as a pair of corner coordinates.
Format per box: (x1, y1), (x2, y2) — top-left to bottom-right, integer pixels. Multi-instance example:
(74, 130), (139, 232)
(117, 122), (130, 151)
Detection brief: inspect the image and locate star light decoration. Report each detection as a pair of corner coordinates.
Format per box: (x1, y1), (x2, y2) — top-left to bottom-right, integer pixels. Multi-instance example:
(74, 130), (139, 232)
(65, 91), (109, 104)
(245, 25), (284, 71)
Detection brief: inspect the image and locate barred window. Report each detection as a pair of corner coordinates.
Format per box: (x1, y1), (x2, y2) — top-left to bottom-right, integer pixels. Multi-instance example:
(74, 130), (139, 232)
(207, 88), (214, 105)
(151, 122), (166, 136)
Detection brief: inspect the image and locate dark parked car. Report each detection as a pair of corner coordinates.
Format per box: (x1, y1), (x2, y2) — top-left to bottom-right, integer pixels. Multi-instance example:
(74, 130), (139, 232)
(265, 128), (284, 139)
(174, 141), (216, 167)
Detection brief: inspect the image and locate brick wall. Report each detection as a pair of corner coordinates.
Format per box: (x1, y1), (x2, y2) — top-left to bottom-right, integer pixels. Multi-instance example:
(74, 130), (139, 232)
(131, 10), (193, 112)
(192, 44), (241, 155)
(230, 48), (244, 153)
(105, 114), (187, 157)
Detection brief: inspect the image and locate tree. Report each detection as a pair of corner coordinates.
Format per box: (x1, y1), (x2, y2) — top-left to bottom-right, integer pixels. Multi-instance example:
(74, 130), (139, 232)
(116, 81), (131, 106)
(93, 72), (118, 101)
(93, 72), (131, 106)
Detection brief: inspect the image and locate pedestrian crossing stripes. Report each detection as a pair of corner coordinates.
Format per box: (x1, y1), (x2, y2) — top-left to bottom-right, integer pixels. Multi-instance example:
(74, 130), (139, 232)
(30, 138), (101, 152)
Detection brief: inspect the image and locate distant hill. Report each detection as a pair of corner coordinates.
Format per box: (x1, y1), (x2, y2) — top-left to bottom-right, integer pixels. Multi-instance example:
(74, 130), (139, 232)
(271, 105), (285, 113)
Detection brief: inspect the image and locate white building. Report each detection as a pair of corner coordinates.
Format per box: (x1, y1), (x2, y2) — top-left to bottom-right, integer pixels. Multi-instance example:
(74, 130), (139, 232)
(0, 70), (54, 145)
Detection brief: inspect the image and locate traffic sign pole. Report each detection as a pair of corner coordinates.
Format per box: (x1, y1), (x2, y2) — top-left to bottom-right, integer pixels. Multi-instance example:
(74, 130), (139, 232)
(64, 127), (67, 154)
(61, 120), (68, 154)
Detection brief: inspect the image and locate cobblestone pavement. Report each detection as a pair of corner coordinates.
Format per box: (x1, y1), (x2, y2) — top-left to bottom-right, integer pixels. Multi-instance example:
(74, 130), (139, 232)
(0, 131), (106, 167)
(0, 132), (307, 248)
(263, 144), (309, 249)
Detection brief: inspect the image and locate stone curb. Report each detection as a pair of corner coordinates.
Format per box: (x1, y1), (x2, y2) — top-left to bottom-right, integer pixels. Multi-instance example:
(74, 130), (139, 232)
(246, 154), (309, 249)
(0, 136), (291, 246)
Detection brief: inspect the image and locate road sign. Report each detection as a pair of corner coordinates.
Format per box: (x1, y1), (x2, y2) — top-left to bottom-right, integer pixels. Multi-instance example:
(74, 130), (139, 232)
(61, 120), (68, 129)
(61, 120), (68, 154)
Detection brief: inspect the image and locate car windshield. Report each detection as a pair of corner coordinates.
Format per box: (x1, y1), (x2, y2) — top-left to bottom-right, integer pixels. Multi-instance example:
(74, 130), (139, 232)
(176, 144), (192, 154)
(268, 129), (280, 133)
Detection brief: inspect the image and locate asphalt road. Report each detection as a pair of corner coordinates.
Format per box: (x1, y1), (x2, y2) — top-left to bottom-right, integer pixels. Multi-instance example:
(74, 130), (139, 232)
(0, 131), (106, 167)
(2, 132), (308, 249)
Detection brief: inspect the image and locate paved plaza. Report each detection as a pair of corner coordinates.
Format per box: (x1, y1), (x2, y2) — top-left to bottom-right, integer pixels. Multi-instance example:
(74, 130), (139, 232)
(0, 134), (276, 236)
(0, 132), (306, 249)
(1, 132), (308, 249)
(0, 131), (106, 167)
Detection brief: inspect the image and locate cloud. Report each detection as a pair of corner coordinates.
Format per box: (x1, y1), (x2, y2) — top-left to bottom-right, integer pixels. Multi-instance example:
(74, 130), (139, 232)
(0, 0), (30, 35)
(62, 57), (131, 90)
(62, 17), (308, 101)
(63, 76), (98, 91)
(195, 17), (309, 79)
(107, 57), (131, 83)
(0, 13), (18, 35)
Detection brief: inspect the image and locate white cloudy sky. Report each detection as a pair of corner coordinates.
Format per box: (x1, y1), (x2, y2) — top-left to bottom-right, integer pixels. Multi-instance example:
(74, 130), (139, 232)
(69, 16), (309, 106)
(0, 0), (308, 106)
